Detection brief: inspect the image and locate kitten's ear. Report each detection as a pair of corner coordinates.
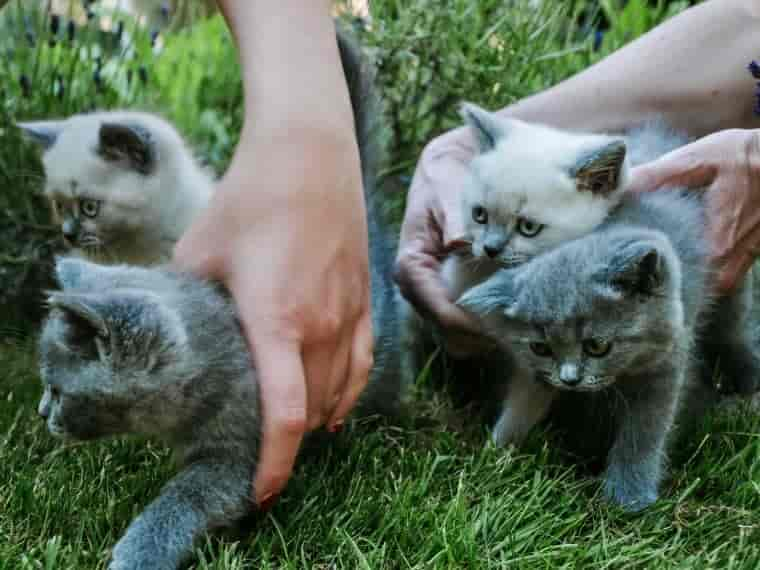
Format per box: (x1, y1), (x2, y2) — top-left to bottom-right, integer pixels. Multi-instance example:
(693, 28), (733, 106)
(17, 120), (63, 150)
(602, 241), (665, 297)
(97, 122), (157, 174)
(460, 102), (509, 153)
(570, 139), (627, 196)
(47, 292), (111, 360)
(457, 271), (519, 318)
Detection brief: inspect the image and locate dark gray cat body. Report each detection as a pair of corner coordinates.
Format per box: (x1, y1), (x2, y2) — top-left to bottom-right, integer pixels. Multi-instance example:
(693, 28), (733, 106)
(37, 28), (405, 570)
(459, 123), (758, 511)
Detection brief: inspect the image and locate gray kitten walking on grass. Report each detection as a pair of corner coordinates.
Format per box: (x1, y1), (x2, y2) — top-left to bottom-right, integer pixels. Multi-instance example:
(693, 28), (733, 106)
(459, 185), (759, 511)
(37, 28), (405, 570)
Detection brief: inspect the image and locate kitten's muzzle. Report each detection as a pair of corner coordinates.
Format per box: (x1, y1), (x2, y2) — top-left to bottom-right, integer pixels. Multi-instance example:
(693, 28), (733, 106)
(559, 363), (582, 386)
(61, 218), (80, 243)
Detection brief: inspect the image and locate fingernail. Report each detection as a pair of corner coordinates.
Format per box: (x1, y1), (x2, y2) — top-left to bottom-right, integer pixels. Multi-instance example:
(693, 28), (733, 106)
(258, 493), (279, 513)
(328, 420), (344, 434)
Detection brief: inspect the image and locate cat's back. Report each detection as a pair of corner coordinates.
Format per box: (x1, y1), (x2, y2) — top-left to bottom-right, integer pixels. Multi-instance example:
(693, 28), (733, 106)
(606, 189), (711, 318)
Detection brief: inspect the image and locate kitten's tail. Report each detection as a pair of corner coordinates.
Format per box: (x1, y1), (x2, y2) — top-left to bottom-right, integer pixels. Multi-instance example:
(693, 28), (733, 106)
(336, 25), (383, 189)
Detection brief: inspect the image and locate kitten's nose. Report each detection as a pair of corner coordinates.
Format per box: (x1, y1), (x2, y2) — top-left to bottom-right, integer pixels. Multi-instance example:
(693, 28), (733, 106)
(61, 219), (79, 242)
(483, 244), (502, 258)
(559, 363), (581, 386)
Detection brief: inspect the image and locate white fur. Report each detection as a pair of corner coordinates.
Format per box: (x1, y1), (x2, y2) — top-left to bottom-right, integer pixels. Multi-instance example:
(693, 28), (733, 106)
(447, 111), (631, 302)
(39, 111), (213, 265)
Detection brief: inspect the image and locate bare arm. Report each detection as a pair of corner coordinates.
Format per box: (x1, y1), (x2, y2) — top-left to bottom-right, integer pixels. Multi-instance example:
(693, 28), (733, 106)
(506, 0), (760, 135)
(175, 1), (372, 507)
(396, 0), (760, 344)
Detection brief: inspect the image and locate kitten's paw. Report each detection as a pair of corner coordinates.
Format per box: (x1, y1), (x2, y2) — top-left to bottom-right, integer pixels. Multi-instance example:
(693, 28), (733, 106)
(602, 472), (658, 512)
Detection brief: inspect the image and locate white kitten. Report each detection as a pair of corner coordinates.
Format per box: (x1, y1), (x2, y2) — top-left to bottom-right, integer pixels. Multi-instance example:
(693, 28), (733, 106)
(442, 103), (630, 300)
(19, 111), (213, 265)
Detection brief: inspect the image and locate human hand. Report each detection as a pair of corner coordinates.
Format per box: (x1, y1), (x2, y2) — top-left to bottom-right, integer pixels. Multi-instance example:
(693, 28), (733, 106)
(627, 129), (760, 292)
(394, 128), (491, 357)
(173, 127), (373, 507)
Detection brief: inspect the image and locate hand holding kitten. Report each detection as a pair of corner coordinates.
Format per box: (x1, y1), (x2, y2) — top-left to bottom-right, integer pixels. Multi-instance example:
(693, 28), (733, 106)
(394, 127), (485, 356)
(628, 129), (760, 292)
(174, 1), (373, 508)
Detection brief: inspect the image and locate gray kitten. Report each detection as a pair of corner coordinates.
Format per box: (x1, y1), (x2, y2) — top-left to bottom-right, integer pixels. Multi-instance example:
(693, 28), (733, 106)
(37, 28), (405, 570)
(459, 187), (759, 511)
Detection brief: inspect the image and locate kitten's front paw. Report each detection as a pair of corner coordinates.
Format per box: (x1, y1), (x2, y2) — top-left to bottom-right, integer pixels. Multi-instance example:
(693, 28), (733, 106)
(602, 470), (658, 512)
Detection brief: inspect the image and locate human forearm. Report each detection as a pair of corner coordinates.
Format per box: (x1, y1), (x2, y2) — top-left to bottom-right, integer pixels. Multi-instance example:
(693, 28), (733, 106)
(217, 0), (356, 142)
(504, 0), (760, 135)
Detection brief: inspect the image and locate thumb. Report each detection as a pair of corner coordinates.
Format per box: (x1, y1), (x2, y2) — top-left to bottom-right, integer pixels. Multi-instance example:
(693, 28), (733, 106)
(627, 145), (718, 194)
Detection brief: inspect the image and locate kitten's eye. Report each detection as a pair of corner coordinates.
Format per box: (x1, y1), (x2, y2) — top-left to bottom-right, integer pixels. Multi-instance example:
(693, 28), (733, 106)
(472, 205), (488, 225)
(80, 199), (100, 218)
(50, 386), (61, 399)
(517, 217), (544, 238)
(529, 342), (553, 357)
(583, 338), (612, 358)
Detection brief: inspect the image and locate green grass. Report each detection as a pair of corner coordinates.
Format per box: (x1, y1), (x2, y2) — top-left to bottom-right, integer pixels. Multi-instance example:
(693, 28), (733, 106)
(2, 339), (759, 569)
(1, 0), (759, 568)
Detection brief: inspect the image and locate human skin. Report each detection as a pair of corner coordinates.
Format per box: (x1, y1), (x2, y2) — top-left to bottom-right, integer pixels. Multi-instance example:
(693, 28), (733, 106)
(174, 0), (373, 507)
(394, 0), (760, 348)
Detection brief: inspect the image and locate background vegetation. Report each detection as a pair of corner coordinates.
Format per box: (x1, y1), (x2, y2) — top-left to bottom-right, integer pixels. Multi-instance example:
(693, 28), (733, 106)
(0, 0), (757, 568)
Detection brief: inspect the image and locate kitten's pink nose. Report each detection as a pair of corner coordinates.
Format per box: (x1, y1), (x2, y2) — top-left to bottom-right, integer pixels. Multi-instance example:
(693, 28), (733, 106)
(483, 244), (501, 258)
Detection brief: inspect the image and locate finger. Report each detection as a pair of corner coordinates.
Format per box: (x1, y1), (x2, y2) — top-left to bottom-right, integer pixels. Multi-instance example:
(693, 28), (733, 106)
(394, 248), (482, 333)
(249, 335), (308, 505)
(301, 333), (351, 431)
(327, 308), (374, 429)
(716, 249), (757, 294)
(627, 146), (718, 194)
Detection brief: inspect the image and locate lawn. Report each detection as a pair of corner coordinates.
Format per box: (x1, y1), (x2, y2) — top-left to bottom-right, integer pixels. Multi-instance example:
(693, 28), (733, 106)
(1, 1), (758, 568)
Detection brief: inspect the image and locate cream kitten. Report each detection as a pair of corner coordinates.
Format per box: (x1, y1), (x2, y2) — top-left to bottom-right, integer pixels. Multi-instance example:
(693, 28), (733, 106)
(442, 103), (632, 299)
(19, 111), (213, 265)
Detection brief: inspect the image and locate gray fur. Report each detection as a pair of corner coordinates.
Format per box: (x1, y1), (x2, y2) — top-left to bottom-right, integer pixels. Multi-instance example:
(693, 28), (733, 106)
(37, 27), (406, 570)
(457, 121), (759, 511)
(460, 189), (759, 511)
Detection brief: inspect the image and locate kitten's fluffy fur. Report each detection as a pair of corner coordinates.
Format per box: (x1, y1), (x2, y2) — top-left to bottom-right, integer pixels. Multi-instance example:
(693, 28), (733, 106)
(19, 110), (213, 265)
(459, 187), (759, 510)
(442, 104), (684, 299)
(37, 29), (405, 570)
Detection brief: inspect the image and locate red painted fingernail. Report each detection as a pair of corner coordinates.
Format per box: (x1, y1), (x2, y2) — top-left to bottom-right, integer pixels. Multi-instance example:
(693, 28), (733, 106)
(328, 420), (345, 434)
(258, 493), (279, 513)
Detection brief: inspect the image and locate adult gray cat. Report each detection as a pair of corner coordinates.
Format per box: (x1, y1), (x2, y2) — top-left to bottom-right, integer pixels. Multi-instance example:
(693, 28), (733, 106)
(459, 186), (759, 511)
(37, 28), (405, 570)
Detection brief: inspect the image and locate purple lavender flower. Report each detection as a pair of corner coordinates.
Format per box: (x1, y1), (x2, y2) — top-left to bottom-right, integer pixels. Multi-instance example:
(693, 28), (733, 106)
(750, 60), (760, 116)
(748, 60), (760, 79)
(50, 14), (61, 36)
(160, 2), (171, 22)
(19, 75), (31, 98)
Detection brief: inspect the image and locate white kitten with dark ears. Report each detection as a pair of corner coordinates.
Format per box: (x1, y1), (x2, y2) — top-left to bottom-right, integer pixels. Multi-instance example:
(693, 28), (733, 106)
(19, 111), (214, 265)
(442, 103), (632, 299)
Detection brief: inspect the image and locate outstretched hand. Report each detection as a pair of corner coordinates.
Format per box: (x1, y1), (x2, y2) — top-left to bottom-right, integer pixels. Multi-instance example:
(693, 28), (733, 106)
(174, 128), (373, 508)
(628, 129), (760, 292)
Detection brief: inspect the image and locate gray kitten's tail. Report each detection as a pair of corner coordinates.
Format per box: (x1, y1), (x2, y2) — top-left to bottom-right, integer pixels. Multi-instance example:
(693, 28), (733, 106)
(336, 26), (383, 187)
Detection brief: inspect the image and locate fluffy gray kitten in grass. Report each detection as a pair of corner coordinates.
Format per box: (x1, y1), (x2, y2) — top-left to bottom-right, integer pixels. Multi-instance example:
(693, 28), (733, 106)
(36, 29), (405, 570)
(19, 103), (214, 265)
(459, 185), (759, 511)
